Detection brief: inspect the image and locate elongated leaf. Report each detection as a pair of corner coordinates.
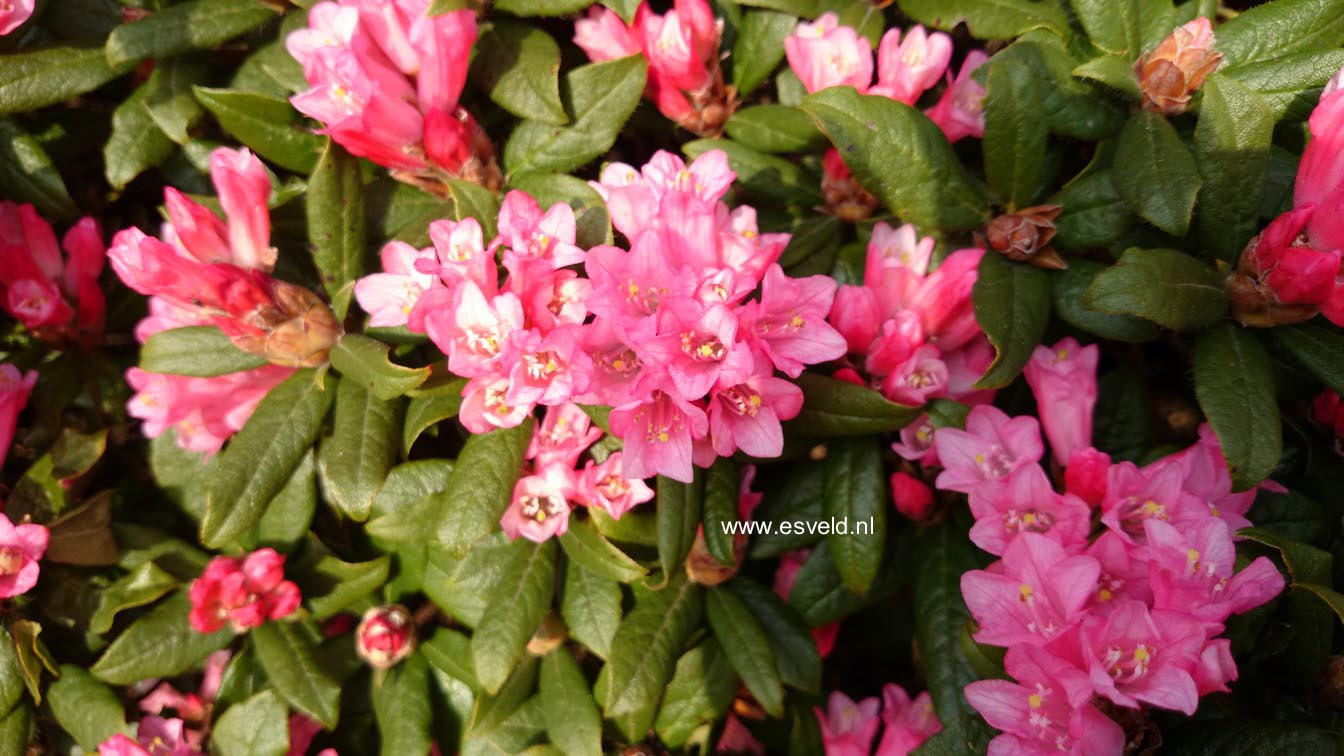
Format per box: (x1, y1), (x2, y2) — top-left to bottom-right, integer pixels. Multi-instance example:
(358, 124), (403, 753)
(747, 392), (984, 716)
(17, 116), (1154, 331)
(210, 689), (288, 756)
(913, 514), (980, 723)
(653, 641), (737, 749)
(328, 333), (431, 400)
(561, 561), (622, 660)
(0, 704), (31, 755)
(1274, 323), (1344, 395)
(1081, 248), (1226, 331)
(252, 621), (341, 728)
(1073, 54), (1142, 99)
(402, 377), (466, 454)
(787, 542), (869, 626)
(105, 0), (278, 67)
(1052, 171), (1136, 250)
(559, 518), (647, 583)
(422, 628), (479, 688)
(1070, 0), (1174, 59)
(1193, 324), (1281, 490)
(1224, 49), (1344, 120)
(701, 458), (740, 565)
(789, 372), (921, 436)
(733, 11), (797, 95)
(1113, 110), (1202, 235)
(91, 593), (232, 684)
(0, 626), (23, 716)
(706, 586), (785, 717)
(1194, 75), (1274, 260)
(300, 555), (391, 620)
(1214, 0), (1344, 66)
(896, 0), (1067, 38)
(495, 0), (589, 14)
(432, 421), (533, 552)
(472, 539), (557, 693)
(105, 79), (174, 190)
(821, 436), (886, 595)
(0, 46), (122, 115)
(141, 326), (269, 376)
(471, 20), (566, 125)
(142, 57), (208, 143)
(47, 665), (129, 750)
(731, 580), (821, 694)
(972, 253), (1052, 389)
(373, 652), (434, 756)
(201, 370), (334, 548)
(0, 120), (77, 220)
(539, 649), (602, 756)
(254, 450), (316, 549)
(1052, 261), (1159, 342)
(657, 473), (703, 583)
(89, 561), (178, 634)
(983, 51), (1048, 208)
(423, 536), (513, 627)
(317, 378), (399, 522)
(725, 106), (826, 155)
(604, 574), (703, 718)
(307, 142), (367, 305)
(195, 87), (325, 173)
(801, 88), (989, 229)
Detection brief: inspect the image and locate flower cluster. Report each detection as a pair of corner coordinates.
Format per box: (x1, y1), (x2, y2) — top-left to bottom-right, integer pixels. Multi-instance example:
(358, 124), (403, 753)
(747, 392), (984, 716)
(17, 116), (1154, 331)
(934, 339), (1286, 753)
(574, 0), (735, 135)
(187, 548), (301, 634)
(287, 0), (500, 192)
(0, 203), (107, 348)
(110, 147), (340, 455)
(354, 149), (847, 482)
(828, 222), (991, 409)
(814, 684), (941, 756)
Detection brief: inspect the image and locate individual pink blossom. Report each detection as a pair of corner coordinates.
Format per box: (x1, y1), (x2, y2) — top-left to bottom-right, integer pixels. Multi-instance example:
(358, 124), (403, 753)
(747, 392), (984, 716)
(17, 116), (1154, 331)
(500, 463), (578, 542)
(869, 26), (953, 105)
(608, 390), (708, 483)
(138, 650), (229, 750)
(0, 512), (47, 599)
(1086, 531), (1153, 610)
(785, 14), (873, 94)
(925, 51), (988, 144)
(0, 203), (107, 347)
(577, 451), (655, 520)
(706, 355), (804, 459)
(126, 364), (293, 456)
(423, 282), (525, 379)
(1167, 423), (1274, 531)
(1298, 80), (1344, 252)
(739, 265), (848, 378)
(1193, 637), (1238, 696)
(968, 466), (1091, 557)
(0, 363), (37, 472)
(890, 471), (934, 522)
(933, 405), (1044, 495)
(502, 326), (594, 407)
(458, 374), (533, 435)
(880, 344), (948, 406)
(573, 5), (641, 61)
(99, 717), (201, 756)
(0, 0), (33, 35)
(965, 643), (1126, 756)
(353, 241), (435, 328)
(1144, 518), (1285, 627)
(1064, 446), (1111, 507)
(1023, 338), (1099, 466)
(188, 548), (301, 633)
(497, 190), (586, 271)
(815, 691), (881, 756)
(875, 684), (940, 755)
(528, 403), (603, 469)
(1098, 460), (1205, 545)
(961, 533), (1100, 647)
(891, 414), (939, 466)
(640, 299), (754, 400)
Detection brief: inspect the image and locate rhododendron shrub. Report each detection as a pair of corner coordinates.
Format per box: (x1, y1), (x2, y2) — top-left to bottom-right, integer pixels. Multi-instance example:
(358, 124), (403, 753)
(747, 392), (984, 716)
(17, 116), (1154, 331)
(3, 0), (1344, 754)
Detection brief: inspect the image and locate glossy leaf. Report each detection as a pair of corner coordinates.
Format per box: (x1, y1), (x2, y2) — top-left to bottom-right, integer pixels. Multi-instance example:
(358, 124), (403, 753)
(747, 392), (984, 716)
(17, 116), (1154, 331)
(91, 593), (233, 684)
(1214, 0), (1344, 66)
(983, 50), (1048, 208)
(558, 518), (648, 583)
(972, 253), (1052, 389)
(432, 420), (533, 552)
(1194, 75), (1274, 261)
(210, 689), (289, 756)
(732, 11), (797, 95)
(307, 142), (368, 304)
(657, 472), (704, 582)
(896, 0), (1068, 38)
(604, 573), (703, 718)
(1113, 111), (1202, 236)
(472, 539), (557, 693)
(1081, 248), (1227, 331)
(789, 371), (922, 436)
(539, 649), (602, 756)
(471, 20), (566, 125)
(820, 436), (886, 595)
(328, 333), (431, 401)
(373, 652), (434, 756)
(194, 87), (325, 173)
(561, 560), (622, 660)
(251, 620), (342, 728)
(725, 105), (828, 154)
(105, 0), (278, 67)
(1193, 324), (1282, 490)
(317, 377), (399, 522)
(0, 46), (122, 115)
(141, 326), (269, 377)
(706, 586), (784, 717)
(0, 120), (78, 221)
(47, 665), (129, 750)
(1051, 261), (1159, 342)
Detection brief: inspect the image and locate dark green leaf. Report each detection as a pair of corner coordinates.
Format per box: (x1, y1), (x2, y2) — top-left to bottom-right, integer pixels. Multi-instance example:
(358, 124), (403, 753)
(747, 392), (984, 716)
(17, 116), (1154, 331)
(821, 436), (886, 595)
(657, 473), (704, 582)
(0, 626), (23, 715)
(983, 51), (1048, 208)
(1214, 0), (1344, 67)
(307, 142), (367, 305)
(254, 450), (316, 550)
(1069, 0), (1175, 59)
(1081, 247), (1226, 331)
(1193, 324), (1282, 490)
(896, 0), (1067, 37)
(472, 539), (557, 693)
(432, 421), (534, 552)
(1162, 719), (1336, 755)
(683, 138), (822, 205)
(1194, 75), (1274, 260)
(1072, 54), (1142, 99)
(317, 378), (399, 522)
(91, 592), (232, 684)
(706, 586), (784, 717)
(653, 641), (736, 749)
(89, 561), (178, 634)
(328, 333), (431, 401)
(725, 104), (827, 155)
(301, 554), (391, 620)
(1051, 170), (1136, 249)
(422, 628), (479, 688)
(0, 46), (122, 115)
(0, 704), (31, 754)
(732, 11), (797, 95)
(195, 87), (325, 173)
(787, 542), (868, 626)
(789, 371), (922, 436)
(1113, 110), (1202, 235)
(374, 652), (434, 756)
(539, 649), (602, 756)
(210, 689), (288, 756)
(558, 518), (648, 583)
(47, 665), (129, 750)
(423, 536), (513, 627)
(251, 620), (341, 728)
(730, 579), (821, 694)
(471, 21), (566, 125)
(913, 514), (980, 722)
(1274, 323), (1344, 395)
(0, 120), (77, 221)
(141, 326), (269, 377)
(1224, 50), (1344, 120)
(106, 86), (173, 190)
(701, 458), (740, 565)
(972, 253), (1052, 389)
(494, 0), (590, 14)
(105, 0), (278, 67)
(604, 574), (702, 718)
(1051, 261), (1159, 342)
(560, 561), (622, 660)
(402, 378), (467, 455)
(142, 57), (209, 143)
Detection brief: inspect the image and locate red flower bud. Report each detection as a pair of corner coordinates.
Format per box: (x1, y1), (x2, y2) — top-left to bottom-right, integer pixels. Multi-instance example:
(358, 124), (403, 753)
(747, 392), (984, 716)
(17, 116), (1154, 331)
(355, 605), (416, 670)
(890, 471), (934, 522)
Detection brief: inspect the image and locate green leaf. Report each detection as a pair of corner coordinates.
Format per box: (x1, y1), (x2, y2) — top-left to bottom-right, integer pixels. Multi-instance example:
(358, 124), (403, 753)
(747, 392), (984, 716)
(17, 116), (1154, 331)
(789, 372), (921, 436)
(328, 333), (431, 401)
(983, 51), (1048, 208)
(561, 561), (622, 660)
(317, 378), (399, 522)
(913, 514), (980, 723)
(604, 574), (702, 719)
(972, 253), (1052, 390)
(539, 649), (602, 756)
(701, 458), (740, 565)
(800, 88), (989, 229)
(472, 539), (557, 693)
(142, 57), (209, 144)
(1113, 111), (1202, 236)
(506, 170), (612, 248)
(504, 55), (647, 174)
(471, 21), (566, 125)
(194, 87), (325, 173)
(682, 138), (822, 205)
(106, 0), (278, 67)
(1069, 0), (1175, 59)
(1072, 54), (1142, 100)
(200, 370), (334, 547)
(432, 421), (534, 552)
(448, 178), (502, 238)
(254, 450), (317, 550)
(422, 628), (479, 688)
(821, 436), (886, 595)
(731, 580), (822, 695)
(91, 592), (232, 684)
(732, 11), (797, 95)
(1051, 170), (1136, 250)
(558, 518), (648, 583)
(210, 689), (289, 756)
(0, 704), (32, 755)
(0, 120), (76, 221)
(724, 105), (827, 154)
(0, 46), (122, 116)
(1274, 323), (1344, 395)
(373, 652), (434, 756)
(402, 377), (467, 454)
(1008, 33), (1127, 140)
(749, 463), (826, 559)
(1081, 247), (1226, 331)
(1193, 324), (1282, 490)
(47, 665), (129, 750)
(0, 626), (23, 715)
(653, 641), (737, 749)
(251, 621), (341, 728)
(1051, 261), (1159, 342)
(1214, 0), (1344, 67)
(1223, 50), (1344, 120)
(89, 561), (179, 634)
(706, 586), (784, 717)
(307, 142), (367, 305)
(657, 473), (704, 582)
(1194, 75), (1274, 261)
(787, 541), (871, 626)
(423, 536), (513, 627)
(300, 554), (391, 620)
(896, 0), (1067, 38)
(1162, 719), (1337, 755)
(141, 326), (269, 377)
(494, 0), (590, 14)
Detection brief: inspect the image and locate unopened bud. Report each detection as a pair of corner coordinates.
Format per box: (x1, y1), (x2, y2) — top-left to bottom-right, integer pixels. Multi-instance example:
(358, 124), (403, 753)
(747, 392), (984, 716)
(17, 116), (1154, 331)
(1137, 18), (1222, 116)
(821, 149), (878, 222)
(685, 528), (746, 587)
(986, 205), (1066, 270)
(674, 73), (740, 138)
(1225, 270), (1321, 328)
(229, 280), (342, 367)
(355, 605), (416, 669)
(526, 612), (567, 656)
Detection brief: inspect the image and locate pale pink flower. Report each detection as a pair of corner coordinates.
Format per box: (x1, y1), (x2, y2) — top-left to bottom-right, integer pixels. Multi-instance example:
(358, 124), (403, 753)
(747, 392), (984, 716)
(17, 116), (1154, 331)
(785, 14), (873, 94)
(925, 51), (987, 144)
(1099, 460), (1206, 545)
(869, 26), (953, 105)
(423, 283), (525, 378)
(125, 365), (293, 456)
(497, 190), (586, 271)
(639, 299), (753, 400)
(1023, 338), (1099, 466)
(880, 344), (948, 406)
(354, 241), (435, 327)
(706, 361), (804, 458)
(502, 326), (593, 407)
(573, 6), (641, 61)
(500, 463), (578, 542)
(458, 374), (533, 434)
(815, 691), (881, 756)
(528, 403), (603, 469)
(961, 533), (1100, 647)
(739, 265), (847, 378)
(577, 451), (655, 519)
(933, 405), (1044, 495)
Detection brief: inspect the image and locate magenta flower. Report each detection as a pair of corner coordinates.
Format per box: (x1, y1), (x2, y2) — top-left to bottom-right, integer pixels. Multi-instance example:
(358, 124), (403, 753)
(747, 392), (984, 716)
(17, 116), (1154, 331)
(502, 326), (593, 408)
(0, 203), (106, 347)
(1063, 446), (1111, 507)
(1144, 518), (1285, 627)
(933, 405), (1044, 495)
(500, 463), (578, 543)
(1023, 338), (1099, 466)
(968, 466), (1092, 557)
(99, 717), (201, 756)
(0, 512), (47, 599)
(609, 390), (708, 483)
(0, 363), (37, 472)
(891, 413), (940, 466)
(890, 471), (934, 523)
(1086, 531), (1153, 611)
(875, 684), (941, 755)
(1099, 460), (1205, 545)
(497, 190), (586, 272)
(1295, 75), (1344, 254)
(188, 548), (300, 634)
(962, 533), (1100, 647)
(1166, 424), (1277, 532)
(814, 690), (881, 756)
(706, 360), (804, 459)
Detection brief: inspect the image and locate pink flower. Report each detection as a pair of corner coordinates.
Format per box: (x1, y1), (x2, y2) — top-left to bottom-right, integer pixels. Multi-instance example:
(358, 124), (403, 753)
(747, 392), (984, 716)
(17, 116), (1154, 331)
(785, 14), (873, 94)
(354, 241), (435, 328)
(458, 374), (533, 434)
(925, 51), (987, 144)
(875, 684), (940, 755)
(1166, 424), (1267, 531)
(209, 147), (274, 271)
(0, 203), (107, 346)
(1145, 518), (1285, 626)
(1237, 206), (1341, 308)
(739, 265), (847, 378)
(574, 6), (641, 61)
(423, 282), (525, 378)
(869, 26), (952, 105)
(99, 717), (201, 756)
(0, 0), (33, 35)
(890, 471), (934, 522)
(497, 190), (586, 271)
(608, 390), (708, 483)
(1193, 637), (1238, 696)
(961, 533), (1100, 647)
(880, 344), (948, 406)
(1064, 447), (1111, 507)
(502, 326), (593, 407)
(968, 466), (1092, 557)
(126, 365), (294, 456)
(1087, 531), (1153, 610)
(815, 691), (881, 756)
(965, 644), (1126, 756)
(500, 463), (578, 542)
(891, 414), (939, 466)
(1023, 338), (1099, 466)
(0, 364), (37, 472)
(716, 714), (765, 754)
(577, 451), (655, 519)
(188, 548), (301, 633)
(0, 512), (47, 599)
(640, 299), (753, 400)
(1298, 83), (1344, 252)
(706, 356), (804, 458)
(933, 405), (1044, 495)
(1099, 460), (1205, 545)
(528, 403), (603, 469)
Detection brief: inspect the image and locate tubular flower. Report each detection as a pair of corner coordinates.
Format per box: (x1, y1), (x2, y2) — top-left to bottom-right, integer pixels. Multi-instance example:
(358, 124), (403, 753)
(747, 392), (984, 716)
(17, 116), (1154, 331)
(0, 203), (107, 347)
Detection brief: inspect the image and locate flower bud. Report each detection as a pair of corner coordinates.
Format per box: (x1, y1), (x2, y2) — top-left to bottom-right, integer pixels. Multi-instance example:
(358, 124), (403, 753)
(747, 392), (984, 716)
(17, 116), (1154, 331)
(355, 605), (416, 669)
(985, 205), (1066, 270)
(685, 526), (745, 586)
(890, 471), (934, 522)
(1064, 446), (1111, 507)
(225, 280), (343, 367)
(821, 149), (878, 222)
(1137, 18), (1222, 116)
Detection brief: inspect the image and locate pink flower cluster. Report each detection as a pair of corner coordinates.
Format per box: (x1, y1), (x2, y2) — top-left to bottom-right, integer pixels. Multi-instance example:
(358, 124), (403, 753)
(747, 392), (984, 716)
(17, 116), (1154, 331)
(931, 339), (1286, 754)
(828, 222), (991, 409)
(287, 0), (499, 191)
(353, 149), (848, 482)
(187, 548), (300, 634)
(814, 685), (941, 756)
(574, 0), (732, 133)
(499, 403), (653, 543)
(0, 202), (107, 348)
(0, 363), (37, 473)
(785, 15), (987, 144)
